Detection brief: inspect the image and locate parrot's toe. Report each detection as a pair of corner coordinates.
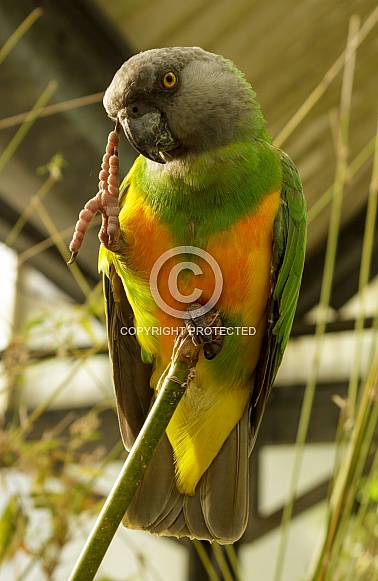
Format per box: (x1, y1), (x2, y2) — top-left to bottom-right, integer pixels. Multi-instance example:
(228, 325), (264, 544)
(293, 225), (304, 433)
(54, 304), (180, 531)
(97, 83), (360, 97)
(68, 125), (121, 264)
(184, 303), (224, 359)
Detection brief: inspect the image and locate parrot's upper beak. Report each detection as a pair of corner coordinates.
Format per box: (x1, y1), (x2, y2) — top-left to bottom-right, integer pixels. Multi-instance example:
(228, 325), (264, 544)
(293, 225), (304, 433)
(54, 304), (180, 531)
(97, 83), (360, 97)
(119, 107), (179, 164)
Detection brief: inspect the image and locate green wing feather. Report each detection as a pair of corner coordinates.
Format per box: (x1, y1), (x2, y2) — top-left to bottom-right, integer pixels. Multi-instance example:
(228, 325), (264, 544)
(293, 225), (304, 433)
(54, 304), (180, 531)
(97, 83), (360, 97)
(273, 151), (307, 351)
(250, 150), (306, 443)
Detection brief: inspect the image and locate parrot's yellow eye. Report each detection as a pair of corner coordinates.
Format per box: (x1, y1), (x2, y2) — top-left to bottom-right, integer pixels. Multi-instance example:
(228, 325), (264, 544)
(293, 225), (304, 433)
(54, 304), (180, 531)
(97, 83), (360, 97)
(162, 71), (178, 89)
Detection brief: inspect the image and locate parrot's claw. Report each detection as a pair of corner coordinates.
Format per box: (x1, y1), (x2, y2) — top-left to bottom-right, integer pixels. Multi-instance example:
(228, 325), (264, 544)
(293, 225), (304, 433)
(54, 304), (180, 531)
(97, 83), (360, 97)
(170, 304), (223, 370)
(98, 211), (124, 254)
(171, 332), (201, 369)
(184, 303), (224, 360)
(67, 251), (78, 265)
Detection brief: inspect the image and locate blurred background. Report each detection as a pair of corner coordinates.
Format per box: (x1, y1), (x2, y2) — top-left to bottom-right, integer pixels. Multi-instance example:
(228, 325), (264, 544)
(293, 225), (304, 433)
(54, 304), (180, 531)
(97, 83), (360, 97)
(0, 1), (377, 580)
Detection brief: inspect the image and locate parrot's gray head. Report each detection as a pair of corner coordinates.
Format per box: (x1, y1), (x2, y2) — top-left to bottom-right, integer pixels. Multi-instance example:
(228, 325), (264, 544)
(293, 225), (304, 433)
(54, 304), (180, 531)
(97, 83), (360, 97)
(103, 47), (266, 164)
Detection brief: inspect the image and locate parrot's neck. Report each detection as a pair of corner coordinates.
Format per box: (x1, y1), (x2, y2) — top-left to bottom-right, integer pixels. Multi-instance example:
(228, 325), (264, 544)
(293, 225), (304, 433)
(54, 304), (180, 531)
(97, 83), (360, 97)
(129, 138), (282, 243)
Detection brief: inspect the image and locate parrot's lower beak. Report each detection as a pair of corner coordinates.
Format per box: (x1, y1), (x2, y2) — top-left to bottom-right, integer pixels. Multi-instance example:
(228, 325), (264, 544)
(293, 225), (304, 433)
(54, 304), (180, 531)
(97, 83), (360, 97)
(120, 110), (179, 164)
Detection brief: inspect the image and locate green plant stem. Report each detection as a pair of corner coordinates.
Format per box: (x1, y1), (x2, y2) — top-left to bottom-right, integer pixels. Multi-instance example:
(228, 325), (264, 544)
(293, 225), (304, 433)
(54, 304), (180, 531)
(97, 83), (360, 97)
(0, 92), (103, 130)
(273, 16), (359, 581)
(193, 541), (221, 581)
(0, 81), (57, 175)
(31, 195), (92, 298)
(4, 154), (92, 299)
(0, 7), (43, 65)
(16, 223), (96, 264)
(224, 544), (244, 581)
(212, 543), (235, 581)
(307, 134), (376, 225)
(5, 157), (63, 248)
(327, 381), (378, 580)
(344, 446), (378, 581)
(68, 337), (198, 581)
(274, 5), (378, 147)
(309, 350), (378, 581)
(347, 112), (378, 417)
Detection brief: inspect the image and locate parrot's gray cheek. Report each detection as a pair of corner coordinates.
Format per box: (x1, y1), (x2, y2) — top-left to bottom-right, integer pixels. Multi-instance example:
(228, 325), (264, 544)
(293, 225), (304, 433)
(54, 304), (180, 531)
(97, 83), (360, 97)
(121, 111), (179, 164)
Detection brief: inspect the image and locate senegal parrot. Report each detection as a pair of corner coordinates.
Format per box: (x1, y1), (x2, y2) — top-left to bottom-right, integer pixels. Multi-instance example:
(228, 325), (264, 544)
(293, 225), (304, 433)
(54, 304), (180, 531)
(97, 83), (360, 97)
(77, 47), (306, 544)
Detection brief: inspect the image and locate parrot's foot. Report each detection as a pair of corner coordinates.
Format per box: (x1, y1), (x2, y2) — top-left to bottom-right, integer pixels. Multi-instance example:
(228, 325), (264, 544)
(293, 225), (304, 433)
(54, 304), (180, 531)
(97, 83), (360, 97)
(67, 123), (122, 265)
(164, 305), (223, 391)
(171, 331), (201, 370)
(170, 304), (224, 366)
(184, 303), (224, 360)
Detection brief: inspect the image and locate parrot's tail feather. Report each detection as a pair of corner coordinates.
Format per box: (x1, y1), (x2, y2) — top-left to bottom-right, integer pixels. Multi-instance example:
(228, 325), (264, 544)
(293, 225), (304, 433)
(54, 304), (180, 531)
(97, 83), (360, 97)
(123, 407), (249, 544)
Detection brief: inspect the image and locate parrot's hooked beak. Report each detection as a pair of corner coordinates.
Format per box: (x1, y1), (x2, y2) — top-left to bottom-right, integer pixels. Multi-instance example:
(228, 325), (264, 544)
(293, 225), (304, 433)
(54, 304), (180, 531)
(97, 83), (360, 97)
(119, 106), (179, 164)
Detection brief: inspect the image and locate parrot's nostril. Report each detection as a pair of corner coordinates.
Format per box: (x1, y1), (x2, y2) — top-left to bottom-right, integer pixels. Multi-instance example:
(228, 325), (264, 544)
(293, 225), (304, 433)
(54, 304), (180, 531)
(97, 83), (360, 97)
(132, 106), (139, 114)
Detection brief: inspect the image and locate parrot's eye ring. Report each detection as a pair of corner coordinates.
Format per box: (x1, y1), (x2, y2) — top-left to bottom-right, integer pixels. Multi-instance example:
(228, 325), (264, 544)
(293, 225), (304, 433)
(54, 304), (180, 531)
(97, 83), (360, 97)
(162, 71), (178, 90)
